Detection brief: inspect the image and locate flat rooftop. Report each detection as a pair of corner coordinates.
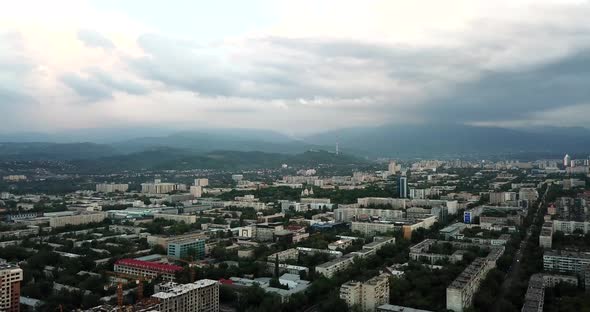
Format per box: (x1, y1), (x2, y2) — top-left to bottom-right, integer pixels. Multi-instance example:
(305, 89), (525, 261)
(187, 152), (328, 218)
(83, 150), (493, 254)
(152, 280), (218, 299)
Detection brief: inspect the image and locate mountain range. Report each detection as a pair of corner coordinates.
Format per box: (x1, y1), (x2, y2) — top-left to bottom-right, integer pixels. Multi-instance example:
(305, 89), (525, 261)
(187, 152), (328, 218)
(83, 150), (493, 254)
(1, 124), (590, 163)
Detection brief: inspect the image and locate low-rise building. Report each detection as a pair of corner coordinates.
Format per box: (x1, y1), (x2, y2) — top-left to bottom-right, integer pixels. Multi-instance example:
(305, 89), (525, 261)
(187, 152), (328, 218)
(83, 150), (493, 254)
(363, 237), (396, 252)
(114, 259), (183, 281)
(328, 239), (354, 251)
(351, 222), (397, 236)
(552, 220), (590, 234)
(521, 274), (544, 312)
(49, 212), (107, 228)
(335, 207), (404, 222)
(519, 188), (539, 203)
(265, 263), (309, 275)
(543, 250), (590, 274)
(147, 232), (208, 248)
(267, 248), (299, 262)
(255, 223), (283, 242)
(154, 213), (197, 224)
(315, 238), (394, 278)
(167, 239), (206, 259)
(297, 247), (343, 258)
(229, 273), (309, 302)
(439, 223), (467, 240)
(401, 216), (438, 240)
(315, 254), (356, 278)
(521, 273), (578, 312)
(96, 183), (128, 193)
(2, 175), (26, 182)
(446, 258), (489, 312)
(223, 201), (266, 211)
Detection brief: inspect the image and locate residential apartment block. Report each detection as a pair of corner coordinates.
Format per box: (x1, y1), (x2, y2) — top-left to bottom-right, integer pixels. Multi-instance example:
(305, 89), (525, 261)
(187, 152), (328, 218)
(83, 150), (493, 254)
(336, 208), (404, 222)
(446, 258), (492, 312)
(95, 183), (129, 193)
(340, 274), (390, 312)
(552, 220), (590, 234)
(154, 213), (197, 224)
(49, 212), (107, 228)
(153, 280), (219, 312)
(0, 259), (23, 312)
(543, 250), (590, 274)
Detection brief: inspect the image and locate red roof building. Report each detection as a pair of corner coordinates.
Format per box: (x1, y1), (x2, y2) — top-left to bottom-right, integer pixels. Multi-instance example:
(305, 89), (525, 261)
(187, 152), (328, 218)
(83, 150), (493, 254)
(114, 259), (183, 281)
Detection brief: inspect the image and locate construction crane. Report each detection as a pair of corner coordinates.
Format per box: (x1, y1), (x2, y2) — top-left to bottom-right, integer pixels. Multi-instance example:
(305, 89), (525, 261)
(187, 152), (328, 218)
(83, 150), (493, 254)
(107, 272), (149, 307)
(168, 256), (198, 282)
(117, 282), (123, 310)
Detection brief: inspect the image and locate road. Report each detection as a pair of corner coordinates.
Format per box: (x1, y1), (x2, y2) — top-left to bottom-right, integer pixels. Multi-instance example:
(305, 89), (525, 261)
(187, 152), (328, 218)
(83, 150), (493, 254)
(500, 184), (549, 292)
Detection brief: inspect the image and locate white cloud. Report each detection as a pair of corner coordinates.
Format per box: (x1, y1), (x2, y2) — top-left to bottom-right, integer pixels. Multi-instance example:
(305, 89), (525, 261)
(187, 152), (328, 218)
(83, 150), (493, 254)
(1, 0), (590, 133)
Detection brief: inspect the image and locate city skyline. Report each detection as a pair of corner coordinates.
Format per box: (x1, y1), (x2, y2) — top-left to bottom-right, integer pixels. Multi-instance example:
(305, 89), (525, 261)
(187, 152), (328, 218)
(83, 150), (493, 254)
(2, 0), (590, 134)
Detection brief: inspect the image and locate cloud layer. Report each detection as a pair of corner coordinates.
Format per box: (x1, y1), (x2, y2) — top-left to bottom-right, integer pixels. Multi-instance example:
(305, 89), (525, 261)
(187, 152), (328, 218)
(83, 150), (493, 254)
(2, 0), (590, 133)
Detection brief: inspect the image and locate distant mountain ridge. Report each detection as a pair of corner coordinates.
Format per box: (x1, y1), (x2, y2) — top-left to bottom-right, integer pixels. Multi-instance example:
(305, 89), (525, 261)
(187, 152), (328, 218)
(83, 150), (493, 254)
(111, 130), (324, 154)
(70, 149), (365, 172)
(304, 124), (590, 157)
(1, 124), (590, 160)
(0, 142), (119, 160)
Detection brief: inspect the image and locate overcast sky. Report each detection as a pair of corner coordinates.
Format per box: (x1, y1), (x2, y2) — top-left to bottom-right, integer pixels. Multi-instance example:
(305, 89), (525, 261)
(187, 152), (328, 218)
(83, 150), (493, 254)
(2, 0), (590, 134)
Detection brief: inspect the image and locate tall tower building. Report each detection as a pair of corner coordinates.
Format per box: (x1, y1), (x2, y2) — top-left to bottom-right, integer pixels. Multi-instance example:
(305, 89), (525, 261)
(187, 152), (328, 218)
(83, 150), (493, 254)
(398, 176), (408, 198)
(0, 259), (23, 312)
(564, 154), (571, 167)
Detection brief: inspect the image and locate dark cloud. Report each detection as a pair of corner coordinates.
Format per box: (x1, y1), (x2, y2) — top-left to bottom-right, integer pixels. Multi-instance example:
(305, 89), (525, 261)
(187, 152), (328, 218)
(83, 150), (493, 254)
(77, 29), (115, 49)
(421, 51), (590, 123)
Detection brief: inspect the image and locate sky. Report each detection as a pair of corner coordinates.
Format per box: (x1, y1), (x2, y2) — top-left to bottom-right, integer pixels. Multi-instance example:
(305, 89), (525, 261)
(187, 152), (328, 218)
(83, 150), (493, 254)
(1, 0), (590, 135)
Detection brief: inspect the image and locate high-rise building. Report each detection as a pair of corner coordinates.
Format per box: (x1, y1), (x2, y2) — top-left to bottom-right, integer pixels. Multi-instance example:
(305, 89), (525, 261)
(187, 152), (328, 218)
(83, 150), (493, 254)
(340, 274), (390, 312)
(190, 185), (203, 198)
(564, 154), (571, 167)
(0, 259), (23, 312)
(398, 176), (408, 198)
(153, 280), (220, 312)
